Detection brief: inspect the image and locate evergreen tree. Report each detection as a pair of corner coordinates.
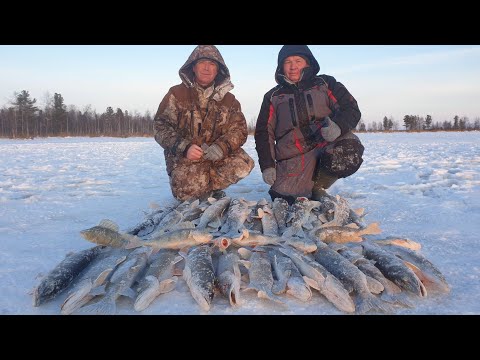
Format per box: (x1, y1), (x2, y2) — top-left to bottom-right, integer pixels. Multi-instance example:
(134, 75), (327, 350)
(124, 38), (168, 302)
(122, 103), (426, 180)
(11, 90), (39, 138)
(53, 93), (67, 134)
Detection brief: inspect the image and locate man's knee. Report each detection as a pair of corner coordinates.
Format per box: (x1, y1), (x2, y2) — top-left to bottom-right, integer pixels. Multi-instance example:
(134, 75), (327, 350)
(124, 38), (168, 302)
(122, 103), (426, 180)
(170, 163), (211, 201)
(212, 149), (254, 188)
(318, 138), (364, 179)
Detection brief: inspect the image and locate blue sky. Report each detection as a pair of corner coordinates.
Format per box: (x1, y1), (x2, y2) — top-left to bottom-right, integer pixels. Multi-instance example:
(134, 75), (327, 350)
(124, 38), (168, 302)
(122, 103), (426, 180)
(1, 45), (479, 126)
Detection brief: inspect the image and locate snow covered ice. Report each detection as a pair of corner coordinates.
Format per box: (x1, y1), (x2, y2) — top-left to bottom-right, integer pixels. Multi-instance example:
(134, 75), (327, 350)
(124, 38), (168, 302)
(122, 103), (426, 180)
(1, 132), (479, 315)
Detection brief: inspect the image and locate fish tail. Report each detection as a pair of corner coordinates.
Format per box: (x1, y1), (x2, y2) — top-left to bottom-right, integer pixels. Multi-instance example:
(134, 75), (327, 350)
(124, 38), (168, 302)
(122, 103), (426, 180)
(286, 282), (312, 302)
(134, 278), (162, 312)
(74, 298), (117, 315)
(380, 292), (415, 308)
(272, 279), (288, 295)
(257, 290), (285, 305)
(228, 283), (242, 307)
(355, 293), (395, 314)
(320, 276), (356, 313)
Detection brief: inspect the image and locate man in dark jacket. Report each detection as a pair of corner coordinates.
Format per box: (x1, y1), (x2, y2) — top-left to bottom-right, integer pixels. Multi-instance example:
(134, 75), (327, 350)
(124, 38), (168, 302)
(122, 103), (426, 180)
(154, 45), (254, 201)
(254, 45), (364, 204)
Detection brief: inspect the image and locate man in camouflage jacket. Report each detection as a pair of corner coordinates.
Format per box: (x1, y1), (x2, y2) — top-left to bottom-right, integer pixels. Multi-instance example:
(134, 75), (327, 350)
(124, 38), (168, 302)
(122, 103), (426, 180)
(154, 45), (254, 201)
(255, 45), (364, 204)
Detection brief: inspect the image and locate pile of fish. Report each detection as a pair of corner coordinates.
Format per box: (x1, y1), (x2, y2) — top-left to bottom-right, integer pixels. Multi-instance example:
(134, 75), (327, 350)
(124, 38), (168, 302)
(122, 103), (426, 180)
(32, 193), (450, 314)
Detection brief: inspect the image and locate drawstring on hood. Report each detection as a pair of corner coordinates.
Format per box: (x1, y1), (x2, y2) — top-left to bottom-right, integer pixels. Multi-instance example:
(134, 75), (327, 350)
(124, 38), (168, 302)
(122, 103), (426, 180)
(179, 45), (234, 102)
(275, 45), (320, 86)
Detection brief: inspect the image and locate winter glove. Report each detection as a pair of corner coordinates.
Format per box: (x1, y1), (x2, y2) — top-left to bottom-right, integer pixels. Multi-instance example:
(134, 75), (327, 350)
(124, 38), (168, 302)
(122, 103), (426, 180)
(320, 116), (341, 142)
(262, 167), (276, 186)
(203, 143), (224, 161)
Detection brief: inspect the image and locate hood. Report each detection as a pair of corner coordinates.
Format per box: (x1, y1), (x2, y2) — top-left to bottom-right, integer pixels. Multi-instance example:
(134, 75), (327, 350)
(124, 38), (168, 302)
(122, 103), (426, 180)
(274, 45), (320, 85)
(179, 45), (234, 101)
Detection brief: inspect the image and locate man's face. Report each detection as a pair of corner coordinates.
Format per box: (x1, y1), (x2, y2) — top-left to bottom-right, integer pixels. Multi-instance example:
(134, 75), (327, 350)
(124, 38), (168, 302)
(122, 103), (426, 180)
(193, 59), (219, 87)
(283, 55), (308, 82)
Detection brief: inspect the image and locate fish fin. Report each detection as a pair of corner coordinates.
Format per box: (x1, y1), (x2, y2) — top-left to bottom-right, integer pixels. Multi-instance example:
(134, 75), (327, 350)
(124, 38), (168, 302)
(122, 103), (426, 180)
(354, 208), (365, 216)
(257, 290), (285, 305)
(256, 208), (265, 219)
(89, 284), (106, 296)
(93, 269), (113, 287)
(173, 256), (183, 264)
(190, 199), (200, 208)
(238, 260), (251, 269)
(272, 279), (288, 295)
(149, 202), (161, 210)
(380, 292), (415, 308)
(99, 219), (119, 232)
(361, 222), (382, 235)
(237, 247), (252, 260)
(158, 278), (177, 293)
(74, 298), (116, 315)
(119, 287), (137, 299)
(355, 293), (395, 314)
(303, 276), (321, 291)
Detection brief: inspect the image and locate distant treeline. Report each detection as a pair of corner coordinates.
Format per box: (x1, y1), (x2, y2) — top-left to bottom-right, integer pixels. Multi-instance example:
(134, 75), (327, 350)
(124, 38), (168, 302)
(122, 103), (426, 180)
(1, 90), (479, 139)
(0, 90), (153, 139)
(247, 114), (480, 134)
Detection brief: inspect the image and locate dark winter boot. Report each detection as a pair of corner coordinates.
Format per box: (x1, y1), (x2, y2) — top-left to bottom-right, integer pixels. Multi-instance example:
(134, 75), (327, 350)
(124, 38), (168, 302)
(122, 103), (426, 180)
(212, 190), (226, 200)
(311, 169), (338, 200)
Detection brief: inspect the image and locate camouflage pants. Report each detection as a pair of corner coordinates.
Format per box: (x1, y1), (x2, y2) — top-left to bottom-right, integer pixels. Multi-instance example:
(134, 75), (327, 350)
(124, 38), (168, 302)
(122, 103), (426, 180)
(271, 131), (364, 200)
(169, 148), (254, 201)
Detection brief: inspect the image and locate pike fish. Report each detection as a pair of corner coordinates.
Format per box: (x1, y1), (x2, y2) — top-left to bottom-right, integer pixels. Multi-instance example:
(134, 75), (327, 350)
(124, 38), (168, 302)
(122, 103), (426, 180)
(381, 244), (449, 293)
(74, 247), (150, 315)
(283, 197), (321, 238)
(272, 197), (289, 235)
(60, 248), (130, 315)
(134, 249), (182, 311)
(33, 245), (104, 307)
(216, 251), (242, 307)
(126, 200), (180, 236)
(258, 203), (279, 236)
(220, 198), (256, 237)
(266, 248), (292, 295)
(279, 245), (354, 313)
(313, 241), (394, 314)
(243, 250), (284, 304)
(335, 245), (414, 308)
(183, 245), (216, 311)
(361, 242), (427, 297)
(196, 197), (231, 230)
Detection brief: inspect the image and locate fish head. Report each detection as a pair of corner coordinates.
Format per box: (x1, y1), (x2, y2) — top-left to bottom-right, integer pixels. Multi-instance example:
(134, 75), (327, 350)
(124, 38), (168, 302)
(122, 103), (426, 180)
(79, 227), (97, 242)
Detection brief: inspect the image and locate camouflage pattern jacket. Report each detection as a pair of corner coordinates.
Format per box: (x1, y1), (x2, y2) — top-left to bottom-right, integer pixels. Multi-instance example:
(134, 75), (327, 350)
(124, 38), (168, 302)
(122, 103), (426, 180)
(153, 45), (249, 176)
